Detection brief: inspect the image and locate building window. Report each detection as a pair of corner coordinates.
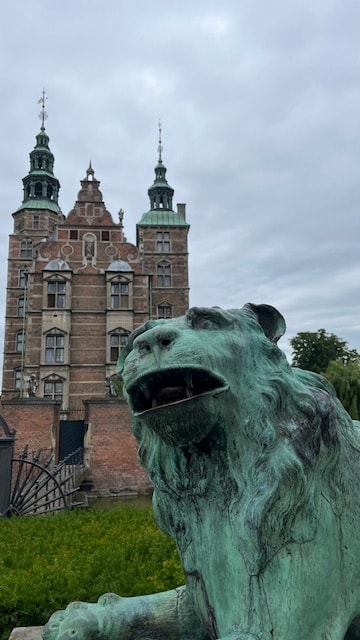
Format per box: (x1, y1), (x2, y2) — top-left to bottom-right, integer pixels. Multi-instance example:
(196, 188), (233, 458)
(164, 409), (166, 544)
(102, 231), (110, 241)
(33, 215), (40, 229)
(19, 269), (28, 288)
(70, 229), (78, 240)
(111, 281), (129, 309)
(44, 379), (63, 401)
(18, 296), (25, 317)
(47, 280), (66, 308)
(157, 263), (171, 287)
(20, 240), (32, 259)
(156, 231), (170, 252)
(14, 369), (21, 390)
(45, 333), (65, 364)
(110, 332), (129, 362)
(158, 304), (172, 319)
(16, 331), (24, 353)
(35, 182), (42, 197)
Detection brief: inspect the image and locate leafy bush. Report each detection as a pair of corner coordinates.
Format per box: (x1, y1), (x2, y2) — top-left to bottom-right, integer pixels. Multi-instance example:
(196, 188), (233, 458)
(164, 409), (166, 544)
(0, 505), (183, 639)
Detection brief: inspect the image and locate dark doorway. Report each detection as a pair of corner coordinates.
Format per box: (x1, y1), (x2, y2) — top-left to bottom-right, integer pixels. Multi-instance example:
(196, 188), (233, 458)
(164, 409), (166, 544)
(58, 420), (85, 462)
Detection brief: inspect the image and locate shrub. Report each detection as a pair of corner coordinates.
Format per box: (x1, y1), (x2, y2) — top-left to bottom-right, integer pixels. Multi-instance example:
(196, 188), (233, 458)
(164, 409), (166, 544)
(0, 505), (183, 639)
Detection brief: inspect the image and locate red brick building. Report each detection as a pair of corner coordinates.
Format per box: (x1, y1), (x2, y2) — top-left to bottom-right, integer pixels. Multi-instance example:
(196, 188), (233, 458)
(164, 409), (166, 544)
(1, 118), (189, 495)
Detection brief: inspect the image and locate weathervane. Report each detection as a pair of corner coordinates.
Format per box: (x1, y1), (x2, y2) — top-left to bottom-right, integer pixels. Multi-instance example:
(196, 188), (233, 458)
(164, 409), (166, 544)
(38, 89), (48, 129)
(158, 118), (163, 162)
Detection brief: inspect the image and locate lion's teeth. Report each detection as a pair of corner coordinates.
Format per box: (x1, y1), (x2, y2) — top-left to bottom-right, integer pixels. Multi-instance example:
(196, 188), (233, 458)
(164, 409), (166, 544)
(186, 387), (193, 398)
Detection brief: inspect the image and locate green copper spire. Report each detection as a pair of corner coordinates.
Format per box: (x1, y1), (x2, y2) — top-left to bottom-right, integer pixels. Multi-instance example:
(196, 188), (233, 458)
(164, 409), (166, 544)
(16, 91), (61, 213)
(147, 120), (174, 211)
(138, 122), (188, 226)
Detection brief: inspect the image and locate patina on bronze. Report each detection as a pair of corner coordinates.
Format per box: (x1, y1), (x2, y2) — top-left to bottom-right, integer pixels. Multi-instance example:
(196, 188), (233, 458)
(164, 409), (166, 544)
(43, 304), (360, 640)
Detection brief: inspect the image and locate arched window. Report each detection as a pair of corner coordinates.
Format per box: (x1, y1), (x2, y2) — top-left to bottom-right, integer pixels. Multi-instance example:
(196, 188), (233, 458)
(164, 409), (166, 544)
(35, 182), (42, 197)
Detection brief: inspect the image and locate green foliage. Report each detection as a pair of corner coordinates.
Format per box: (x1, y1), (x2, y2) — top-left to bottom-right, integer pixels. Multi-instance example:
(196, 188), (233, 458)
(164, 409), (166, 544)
(110, 373), (123, 397)
(290, 328), (359, 374)
(323, 359), (360, 420)
(0, 505), (183, 640)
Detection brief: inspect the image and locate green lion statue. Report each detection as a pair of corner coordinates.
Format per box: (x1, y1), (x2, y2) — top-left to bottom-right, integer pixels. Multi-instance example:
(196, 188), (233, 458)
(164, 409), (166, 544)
(43, 304), (360, 640)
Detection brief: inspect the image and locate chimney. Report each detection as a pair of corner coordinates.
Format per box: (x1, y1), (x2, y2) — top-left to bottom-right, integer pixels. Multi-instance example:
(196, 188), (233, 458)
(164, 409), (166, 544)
(177, 203), (186, 220)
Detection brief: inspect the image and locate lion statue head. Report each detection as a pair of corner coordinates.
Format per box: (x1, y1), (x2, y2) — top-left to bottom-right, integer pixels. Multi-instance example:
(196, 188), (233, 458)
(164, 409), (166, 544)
(117, 304), (354, 573)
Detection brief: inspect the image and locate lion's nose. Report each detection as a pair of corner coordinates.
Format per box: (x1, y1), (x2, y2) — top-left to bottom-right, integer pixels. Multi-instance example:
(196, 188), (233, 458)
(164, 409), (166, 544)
(134, 326), (179, 357)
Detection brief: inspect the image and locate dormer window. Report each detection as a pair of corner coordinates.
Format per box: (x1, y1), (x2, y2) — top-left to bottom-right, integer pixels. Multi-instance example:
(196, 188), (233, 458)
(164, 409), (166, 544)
(47, 280), (66, 308)
(111, 280), (129, 309)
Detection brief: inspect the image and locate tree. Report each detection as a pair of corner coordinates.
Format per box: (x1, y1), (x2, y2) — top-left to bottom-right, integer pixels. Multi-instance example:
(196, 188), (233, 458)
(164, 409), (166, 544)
(290, 329), (360, 419)
(323, 359), (360, 420)
(290, 329), (359, 374)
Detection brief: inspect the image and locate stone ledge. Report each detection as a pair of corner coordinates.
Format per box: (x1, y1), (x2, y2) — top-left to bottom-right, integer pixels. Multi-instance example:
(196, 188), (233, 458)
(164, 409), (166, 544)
(8, 627), (43, 640)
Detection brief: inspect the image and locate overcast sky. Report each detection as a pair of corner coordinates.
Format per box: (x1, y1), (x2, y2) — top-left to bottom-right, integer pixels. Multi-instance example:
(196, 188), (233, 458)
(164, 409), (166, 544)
(1, 0), (360, 361)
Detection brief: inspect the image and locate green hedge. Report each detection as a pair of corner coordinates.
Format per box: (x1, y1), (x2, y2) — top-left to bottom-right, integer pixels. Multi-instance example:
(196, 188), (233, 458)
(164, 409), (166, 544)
(0, 505), (183, 639)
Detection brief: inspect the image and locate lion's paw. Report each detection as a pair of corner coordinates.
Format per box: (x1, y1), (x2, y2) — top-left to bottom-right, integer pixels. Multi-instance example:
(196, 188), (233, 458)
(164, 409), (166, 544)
(42, 602), (100, 640)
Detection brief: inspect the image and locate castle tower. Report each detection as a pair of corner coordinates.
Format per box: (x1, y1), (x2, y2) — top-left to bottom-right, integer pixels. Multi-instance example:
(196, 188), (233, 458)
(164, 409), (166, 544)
(136, 122), (189, 319)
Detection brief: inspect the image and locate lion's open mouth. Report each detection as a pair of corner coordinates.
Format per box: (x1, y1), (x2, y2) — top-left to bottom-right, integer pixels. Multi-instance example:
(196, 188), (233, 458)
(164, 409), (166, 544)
(128, 368), (225, 414)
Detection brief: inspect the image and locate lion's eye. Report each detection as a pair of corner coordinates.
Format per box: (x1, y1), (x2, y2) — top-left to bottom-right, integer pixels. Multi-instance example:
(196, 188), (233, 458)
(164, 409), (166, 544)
(197, 318), (218, 330)
(187, 307), (233, 331)
(190, 315), (220, 330)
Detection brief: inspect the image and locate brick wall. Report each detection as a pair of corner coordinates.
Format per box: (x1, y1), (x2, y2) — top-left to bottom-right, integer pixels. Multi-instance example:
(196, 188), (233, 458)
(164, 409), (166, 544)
(0, 398), (152, 496)
(85, 399), (152, 495)
(0, 399), (59, 457)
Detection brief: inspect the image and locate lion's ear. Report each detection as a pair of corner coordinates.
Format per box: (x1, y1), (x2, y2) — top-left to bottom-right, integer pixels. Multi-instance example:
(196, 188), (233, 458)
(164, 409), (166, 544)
(244, 303), (286, 343)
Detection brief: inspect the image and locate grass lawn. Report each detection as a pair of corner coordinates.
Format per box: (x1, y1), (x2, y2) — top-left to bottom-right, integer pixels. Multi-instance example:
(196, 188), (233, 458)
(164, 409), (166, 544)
(0, 504), (183, 639)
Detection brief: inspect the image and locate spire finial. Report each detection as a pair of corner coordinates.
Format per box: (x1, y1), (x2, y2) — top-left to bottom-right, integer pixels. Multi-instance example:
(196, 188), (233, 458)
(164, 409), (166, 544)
(38, 89), (48, 129)
(157, 118), (163, 162)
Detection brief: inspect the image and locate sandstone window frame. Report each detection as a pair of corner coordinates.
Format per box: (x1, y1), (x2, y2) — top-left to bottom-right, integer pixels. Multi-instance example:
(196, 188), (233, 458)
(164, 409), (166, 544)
(107, 275), (132, 310)
(43, 377), (64, 402)
(108, 327), (130, 363)
(42, 328), (69, 365)
(44, 275), (69, 310)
